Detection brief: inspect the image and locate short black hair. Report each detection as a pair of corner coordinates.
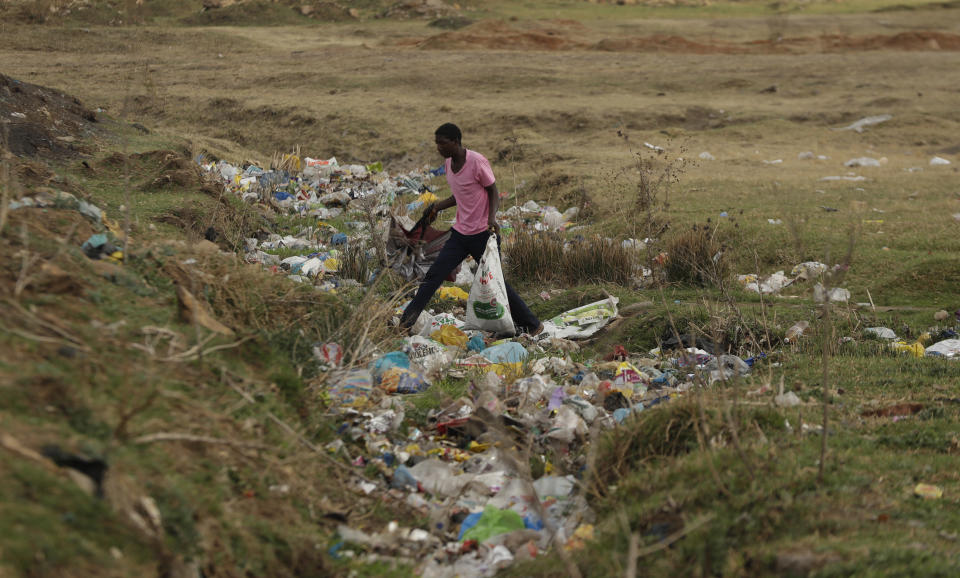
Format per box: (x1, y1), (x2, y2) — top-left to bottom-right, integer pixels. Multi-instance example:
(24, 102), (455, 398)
(435, 123), (462, 144)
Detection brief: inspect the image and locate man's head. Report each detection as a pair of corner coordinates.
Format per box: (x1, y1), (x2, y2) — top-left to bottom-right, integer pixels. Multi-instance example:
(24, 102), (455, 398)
(434, 123), (462, 158)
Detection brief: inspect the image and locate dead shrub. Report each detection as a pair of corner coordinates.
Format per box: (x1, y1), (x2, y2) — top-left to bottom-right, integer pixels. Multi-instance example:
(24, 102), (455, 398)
(161, 253), (400, 370)
(663, 223), (731, 287)
(158, 195), (262, 253)
(505, 230), (638, 286)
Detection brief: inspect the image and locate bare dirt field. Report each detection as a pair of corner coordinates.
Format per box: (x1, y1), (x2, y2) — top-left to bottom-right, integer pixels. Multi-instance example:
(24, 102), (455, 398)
(3, 2), (959, 297)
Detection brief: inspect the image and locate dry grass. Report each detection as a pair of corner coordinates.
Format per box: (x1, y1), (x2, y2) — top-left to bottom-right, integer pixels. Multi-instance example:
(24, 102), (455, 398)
(337, 242), (374, 284)
(663, 222), (732, 288)
(158, 191), (262, 252)
(505, 230), (640, 286)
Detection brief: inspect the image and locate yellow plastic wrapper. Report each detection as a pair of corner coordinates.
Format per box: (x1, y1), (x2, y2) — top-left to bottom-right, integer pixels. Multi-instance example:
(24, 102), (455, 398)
(914, 483), (943, 499)
(102, 214), (126, 242)
(324, 258), (339, 272)
(487, 362), (523, 381)
(891, 340), (924, 358)
(281, 153), (301, 171)
(565, 524), (595, 551)
(431, 324), (468, 348)
(418, 191), (439, 205)
(437, 286), (469, 302)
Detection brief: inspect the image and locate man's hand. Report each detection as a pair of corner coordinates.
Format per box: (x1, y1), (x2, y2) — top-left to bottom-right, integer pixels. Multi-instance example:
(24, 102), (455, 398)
(423, 203), (438, 224)
(488, 219), (501, 237)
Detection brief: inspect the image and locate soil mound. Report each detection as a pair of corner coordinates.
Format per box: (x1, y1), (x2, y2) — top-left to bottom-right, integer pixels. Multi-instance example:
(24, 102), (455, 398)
(383, 0), (459, 19)
(0, 74), (98, 161)
(594, 34), (741, 54)
(418, 19), (589, 51)
(95, 149), (209, 192)
(746, 30), (960, 53)
(825, 31), (960, 51)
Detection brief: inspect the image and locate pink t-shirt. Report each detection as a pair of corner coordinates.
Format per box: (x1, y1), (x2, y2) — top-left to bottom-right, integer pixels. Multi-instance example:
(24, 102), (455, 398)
(446, 149), (496, 235)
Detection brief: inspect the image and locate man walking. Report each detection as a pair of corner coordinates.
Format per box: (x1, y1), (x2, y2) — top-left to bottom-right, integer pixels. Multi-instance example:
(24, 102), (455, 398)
(399, 123), (542, 336)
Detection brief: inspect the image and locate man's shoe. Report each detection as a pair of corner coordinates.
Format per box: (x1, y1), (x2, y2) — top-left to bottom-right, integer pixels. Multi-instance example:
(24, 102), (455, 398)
(531, 323), (545, 337)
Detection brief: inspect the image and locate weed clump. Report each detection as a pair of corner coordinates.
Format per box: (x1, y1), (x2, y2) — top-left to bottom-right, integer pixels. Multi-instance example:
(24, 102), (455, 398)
(663, 223), (732, 287)
(590, 397), (786, 496)
(505, 231), (639, 286)
(337, 242), (374, 284)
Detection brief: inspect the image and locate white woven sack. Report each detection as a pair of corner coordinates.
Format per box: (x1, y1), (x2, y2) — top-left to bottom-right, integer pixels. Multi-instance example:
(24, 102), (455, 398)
(464, 235), (515, 335)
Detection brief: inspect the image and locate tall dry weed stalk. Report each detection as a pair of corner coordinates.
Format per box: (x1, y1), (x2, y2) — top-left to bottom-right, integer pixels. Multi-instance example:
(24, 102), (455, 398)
(816, 228), (856, 484)
(338, 243), (373, 284)
(0, 123), (13, 238)
(606, 129), (688, 286)
(614, 130), (686, 235)
(500, 134), (522, 204)
(121, 65), (135, 261)
(272, 146), (302, 172)
(328, 284), (408, 366)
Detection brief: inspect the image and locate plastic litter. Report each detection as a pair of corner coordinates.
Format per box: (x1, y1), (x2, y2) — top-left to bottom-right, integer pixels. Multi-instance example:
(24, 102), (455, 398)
(328, 369), (374, 407)
(380, 367), (430, 394)
(891, 340), (925, 358)
(467, 333), (486, 353)
(785, 321), (810, 342)
(543, 297), (619, 340)
(865, 327), (897, 340)
(437, 286), (469, 301)
(844, 157), (885, 167)
(371, 351), (411, 379)
(813, 284), (850, 303)
(835, 114), (892, 133)
(914, 483), (943, 499)
(314, 342), (344, 369)
(480, 342), (528, 365)
(775, 391), (802, 407)
(431, 325), (469, 348)
(926, 339), (960, 359)
(461, 506), (526, 543)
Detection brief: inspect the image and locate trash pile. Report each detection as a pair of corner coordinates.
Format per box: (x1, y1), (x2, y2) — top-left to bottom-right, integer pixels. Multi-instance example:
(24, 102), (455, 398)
(315, 297), (762, 576)
(737, 261), (850, 302)
(9, 144), (960, 575)
(191, 152), (766, 574)
(197, 155), (596, 291)
(198, 155), (441, 288)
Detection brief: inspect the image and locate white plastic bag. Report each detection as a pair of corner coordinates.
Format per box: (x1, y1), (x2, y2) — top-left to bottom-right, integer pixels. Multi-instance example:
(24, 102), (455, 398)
(465, 235), (515, 335)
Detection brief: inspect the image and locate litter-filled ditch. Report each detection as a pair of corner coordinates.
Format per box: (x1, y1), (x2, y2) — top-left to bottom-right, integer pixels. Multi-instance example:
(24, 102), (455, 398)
(8, 147), (960, 576)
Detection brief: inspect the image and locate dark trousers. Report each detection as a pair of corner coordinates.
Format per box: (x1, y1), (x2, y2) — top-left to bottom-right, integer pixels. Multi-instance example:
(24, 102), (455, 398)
(400, 229), (540, 334)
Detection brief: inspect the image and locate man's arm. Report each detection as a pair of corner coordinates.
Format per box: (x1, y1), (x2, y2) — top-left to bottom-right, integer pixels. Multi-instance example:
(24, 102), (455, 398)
(485, 183), (501, 235)
(425, 195), (457, 223)
(435, 196), (457, 211)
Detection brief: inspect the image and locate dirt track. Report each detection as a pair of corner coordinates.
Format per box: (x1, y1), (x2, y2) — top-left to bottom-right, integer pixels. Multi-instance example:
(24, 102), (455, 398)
(415, 19), (960, 53)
